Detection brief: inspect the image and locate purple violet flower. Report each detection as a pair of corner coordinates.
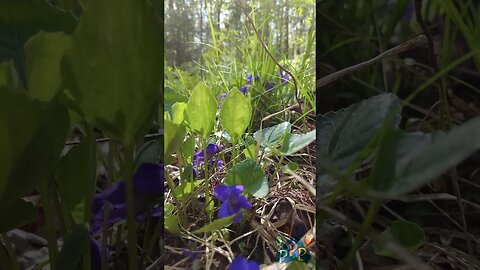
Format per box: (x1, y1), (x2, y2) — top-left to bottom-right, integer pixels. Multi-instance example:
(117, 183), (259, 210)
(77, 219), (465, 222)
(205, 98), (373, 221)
(228, 256), (260, 270)
(90, 163), (164, 235)
(239, 84), (250, 95)
(245, 74), (259, 84)
(264, 82), (274, 91)
(214, 185), (251, 222)
(192, 144), (224, 178)
(219, 92), (227, 99)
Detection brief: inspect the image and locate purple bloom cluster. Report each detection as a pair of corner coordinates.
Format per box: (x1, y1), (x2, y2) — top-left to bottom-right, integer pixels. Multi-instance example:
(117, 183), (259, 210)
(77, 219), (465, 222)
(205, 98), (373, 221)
(90, 162), (164, 235)
(214, 185), (251, 222)
(229, 256), (260, 270)
(220, 72), (288, 98)
(192, 144), (224, 178)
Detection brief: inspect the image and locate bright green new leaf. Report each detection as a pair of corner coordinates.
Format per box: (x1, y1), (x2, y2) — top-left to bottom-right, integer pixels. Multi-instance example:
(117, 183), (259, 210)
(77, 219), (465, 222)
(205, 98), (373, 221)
(281, 130), (316, 155)
(164, 118), (186, 160)
(62, 0), (162, 147)
(192, 215), (237, 234)
(0, 199), (36, 233)
(25, 31), (71, 101)
(220, 89), (251, 141)
(184, 82), (217, 138)
(224, 159), (268, 198)
(373, 220), (425, 259)
(172, 102), (187, 124)
(165, 215), (181, 235)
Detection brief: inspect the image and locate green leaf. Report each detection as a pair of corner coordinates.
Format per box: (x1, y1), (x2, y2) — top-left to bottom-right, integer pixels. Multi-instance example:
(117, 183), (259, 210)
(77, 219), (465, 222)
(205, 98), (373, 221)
(184, 82), (217, 138)
(172, 102), (187, 125)
(220, 89), (251, 141)
(62, 0), (161, 146)
(0, 0), (77, 83)
(25, 31), (71, 101)
(174, 180), (204, 201)
(370, 117), (480, 198)
(317, 93), (400, 171)
(282, 162), (299, 172)
(135, 139), (160, 167)
(164, 202), (174, 215)
(164, 118), (186, 160)
(181, 135), (195, 161)
(56, 132), (96, 223)
(0, 199), (36, 233)
(192, 215), (237, 234)
(253, 121), (291, 148)
(164, 87), (188, 118)
(56, 223), (90, 270)
(373, 220), (425, 259)
(224, 159), (268, 198)
(0, 89), (70, 210)
(281, 130), (316, 155)
(165, 215), (180, 235)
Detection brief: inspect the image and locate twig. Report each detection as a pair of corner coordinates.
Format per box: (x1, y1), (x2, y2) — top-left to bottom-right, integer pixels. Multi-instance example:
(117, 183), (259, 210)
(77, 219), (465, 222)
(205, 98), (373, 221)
(316, 35), (428, 88)
(65, 131), (163, 146)
(238, 1), (300, 106)
(414, 0), (437, 69)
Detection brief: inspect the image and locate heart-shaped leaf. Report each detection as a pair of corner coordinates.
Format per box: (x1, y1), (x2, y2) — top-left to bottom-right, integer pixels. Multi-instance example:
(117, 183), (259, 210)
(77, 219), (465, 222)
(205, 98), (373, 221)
(220, 88), (251, 141)
(317, 93), (400, 171)
(224, 159), (268, 198)
(281, 129), (316, 155)
(253, 121), (291, 148)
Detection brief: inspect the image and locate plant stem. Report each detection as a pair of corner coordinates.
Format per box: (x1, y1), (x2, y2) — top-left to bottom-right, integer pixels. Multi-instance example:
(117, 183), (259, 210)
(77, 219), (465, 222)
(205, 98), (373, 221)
(165, 170), (186, 225)
(203, 139), (212, 221)
(83, 126), (96, 270)
(340, 200), (380, 270)
(40, 184), (58, 270)
(124, 145), (139, 270)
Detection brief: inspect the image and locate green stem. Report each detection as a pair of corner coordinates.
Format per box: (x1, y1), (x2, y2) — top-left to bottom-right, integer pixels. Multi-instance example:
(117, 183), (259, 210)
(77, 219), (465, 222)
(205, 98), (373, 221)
(100, 202), (111, 270)
(146, 217), (163, 257)
(340, 200), (380, 270)
(165, 170), (186, 225)
(83, 127), (96, 270)
(124, 145), (139, 270)
(203, 139), (211, 221)
(40, 184), (58, 270)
